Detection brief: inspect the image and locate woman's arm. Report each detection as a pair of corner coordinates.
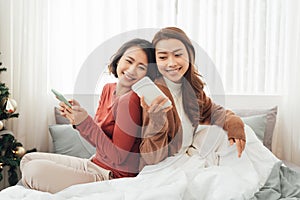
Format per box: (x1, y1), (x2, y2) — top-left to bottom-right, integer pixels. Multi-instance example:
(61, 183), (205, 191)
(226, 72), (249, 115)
(200, 94), (246, 157)
(140, 109), (169, 165)
(76, 94), (141, 165)
(93, 85), (107, 124)
(200, 95), (245, 140)
(139, 96), (174, 165)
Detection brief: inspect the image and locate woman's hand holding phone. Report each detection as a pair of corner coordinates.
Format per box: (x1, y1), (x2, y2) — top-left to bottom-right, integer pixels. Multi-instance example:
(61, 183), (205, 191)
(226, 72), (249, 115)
(134, 77), (173, 127)
(51, 89), (72, 108)
(59, 99), (88, 125)
(140, 95), (172, 132)
(140, 95), (172, 114)
(132, 77), (172, 109)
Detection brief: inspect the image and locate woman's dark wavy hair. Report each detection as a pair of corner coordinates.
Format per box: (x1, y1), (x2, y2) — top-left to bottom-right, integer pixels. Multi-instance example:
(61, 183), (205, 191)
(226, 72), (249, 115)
(152, 27), (206, 126)
(108, 38), (156, 80)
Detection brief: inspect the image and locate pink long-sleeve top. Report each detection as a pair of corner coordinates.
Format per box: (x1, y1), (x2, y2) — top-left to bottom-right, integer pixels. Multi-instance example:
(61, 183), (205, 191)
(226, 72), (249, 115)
(76, 83), (142, 178)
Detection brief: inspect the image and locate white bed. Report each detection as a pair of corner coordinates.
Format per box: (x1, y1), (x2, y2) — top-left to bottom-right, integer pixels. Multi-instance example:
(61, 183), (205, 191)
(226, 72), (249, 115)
(1, 124), (298, 200)
(1, 106), (299, 200)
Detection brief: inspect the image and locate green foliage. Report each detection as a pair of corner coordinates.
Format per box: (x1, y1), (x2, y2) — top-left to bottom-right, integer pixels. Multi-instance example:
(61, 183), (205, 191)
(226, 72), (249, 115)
(0, 53), (22, 186)
(0, 134), (22, 185)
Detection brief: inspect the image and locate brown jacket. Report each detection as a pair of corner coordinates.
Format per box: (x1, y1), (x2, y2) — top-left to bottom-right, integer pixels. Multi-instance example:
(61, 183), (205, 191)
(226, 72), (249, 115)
(139, 77), (245, 169)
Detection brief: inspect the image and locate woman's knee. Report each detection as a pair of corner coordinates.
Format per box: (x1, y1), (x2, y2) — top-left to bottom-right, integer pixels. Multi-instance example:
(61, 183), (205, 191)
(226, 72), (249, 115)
(22, 160), (49, 180)
(21, 160), (45, 189)
(20, 153), (34, 172)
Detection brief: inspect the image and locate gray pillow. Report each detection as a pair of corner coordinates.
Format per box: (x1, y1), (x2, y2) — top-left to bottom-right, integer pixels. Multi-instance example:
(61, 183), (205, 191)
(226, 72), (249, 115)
(54, 107), (70, 124)
(241, 114), (267, 142)
(49, 124), (96, 158)
(233, 106), (277, 151)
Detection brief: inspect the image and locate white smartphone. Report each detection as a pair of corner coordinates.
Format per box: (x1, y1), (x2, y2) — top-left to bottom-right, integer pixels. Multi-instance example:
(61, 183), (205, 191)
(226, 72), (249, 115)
(51, 89), (72, 108)
(132, 76), (172, 109)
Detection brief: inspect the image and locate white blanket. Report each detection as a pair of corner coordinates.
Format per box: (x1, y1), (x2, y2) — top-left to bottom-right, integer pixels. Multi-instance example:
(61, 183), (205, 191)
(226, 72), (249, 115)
(0, 125), (280, 200)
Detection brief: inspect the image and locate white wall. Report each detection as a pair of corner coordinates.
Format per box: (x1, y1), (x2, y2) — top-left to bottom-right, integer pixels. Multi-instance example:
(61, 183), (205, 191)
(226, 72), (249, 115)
(224, 95), (281, 110)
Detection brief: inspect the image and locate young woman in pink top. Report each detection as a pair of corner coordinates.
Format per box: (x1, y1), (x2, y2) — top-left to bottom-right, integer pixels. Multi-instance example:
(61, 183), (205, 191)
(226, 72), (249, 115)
(20, 38), (156, 193)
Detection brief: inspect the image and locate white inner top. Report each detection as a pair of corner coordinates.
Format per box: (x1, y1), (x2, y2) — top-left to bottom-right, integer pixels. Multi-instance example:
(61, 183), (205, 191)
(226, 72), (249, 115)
(163, 77), (194, 154)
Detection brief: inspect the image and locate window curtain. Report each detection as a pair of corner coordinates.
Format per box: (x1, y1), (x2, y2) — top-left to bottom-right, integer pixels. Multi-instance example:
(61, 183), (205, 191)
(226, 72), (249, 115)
(176, 0), (300, 165)
(10, 0), (51, 152)
(272, 0), (300, 166)
(177, 0), (286, 95)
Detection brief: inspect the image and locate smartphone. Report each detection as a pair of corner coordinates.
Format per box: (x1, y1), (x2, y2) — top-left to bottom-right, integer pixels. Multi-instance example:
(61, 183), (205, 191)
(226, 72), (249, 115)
(51, 89), (72, 108)
(132, 76), (172, 109)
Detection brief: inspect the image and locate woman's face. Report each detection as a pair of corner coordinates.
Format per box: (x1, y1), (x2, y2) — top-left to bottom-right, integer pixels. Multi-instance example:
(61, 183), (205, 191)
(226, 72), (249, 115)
(155, 38), (189, 83)
(116, 46), (148, 87)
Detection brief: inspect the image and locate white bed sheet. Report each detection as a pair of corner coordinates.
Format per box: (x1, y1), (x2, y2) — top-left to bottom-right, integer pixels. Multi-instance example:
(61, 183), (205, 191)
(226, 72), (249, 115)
(0, 125), (280, 200)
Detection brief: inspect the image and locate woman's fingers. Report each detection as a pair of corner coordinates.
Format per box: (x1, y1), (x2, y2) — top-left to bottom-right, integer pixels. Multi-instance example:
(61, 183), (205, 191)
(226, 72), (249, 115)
(236, 139), (242, 157)
(163, 105), (173, 113)
(69, 99), (80, 107)
(59, 101), (67, 110)
(158, 98), (169, 107)
(229, 138), (246, 158)
(65, 113), (75, 124)
(236, 139), (246, 152)
(58, 106), (64, 112)
(140, 96), (149, 110)
(148, 103), (160, 113)
(152, 98), (169, 112)
(59, 102), (72, 113)
(240, 139), (246, 151)
(148, 96), (171, 113)
(141, 95), (172, 114)
(58, 99), (87, 125)
(150, 96), (165, 106)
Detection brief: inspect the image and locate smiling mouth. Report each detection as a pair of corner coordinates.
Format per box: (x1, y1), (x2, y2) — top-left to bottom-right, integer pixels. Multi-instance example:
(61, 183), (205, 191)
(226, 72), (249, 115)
(166, 67), (182, 72)
(123, 72), (136, 81)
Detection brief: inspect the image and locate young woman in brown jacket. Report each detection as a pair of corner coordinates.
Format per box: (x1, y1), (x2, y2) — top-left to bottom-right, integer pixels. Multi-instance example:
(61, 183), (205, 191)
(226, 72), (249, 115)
(139, 27), (246, 168)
